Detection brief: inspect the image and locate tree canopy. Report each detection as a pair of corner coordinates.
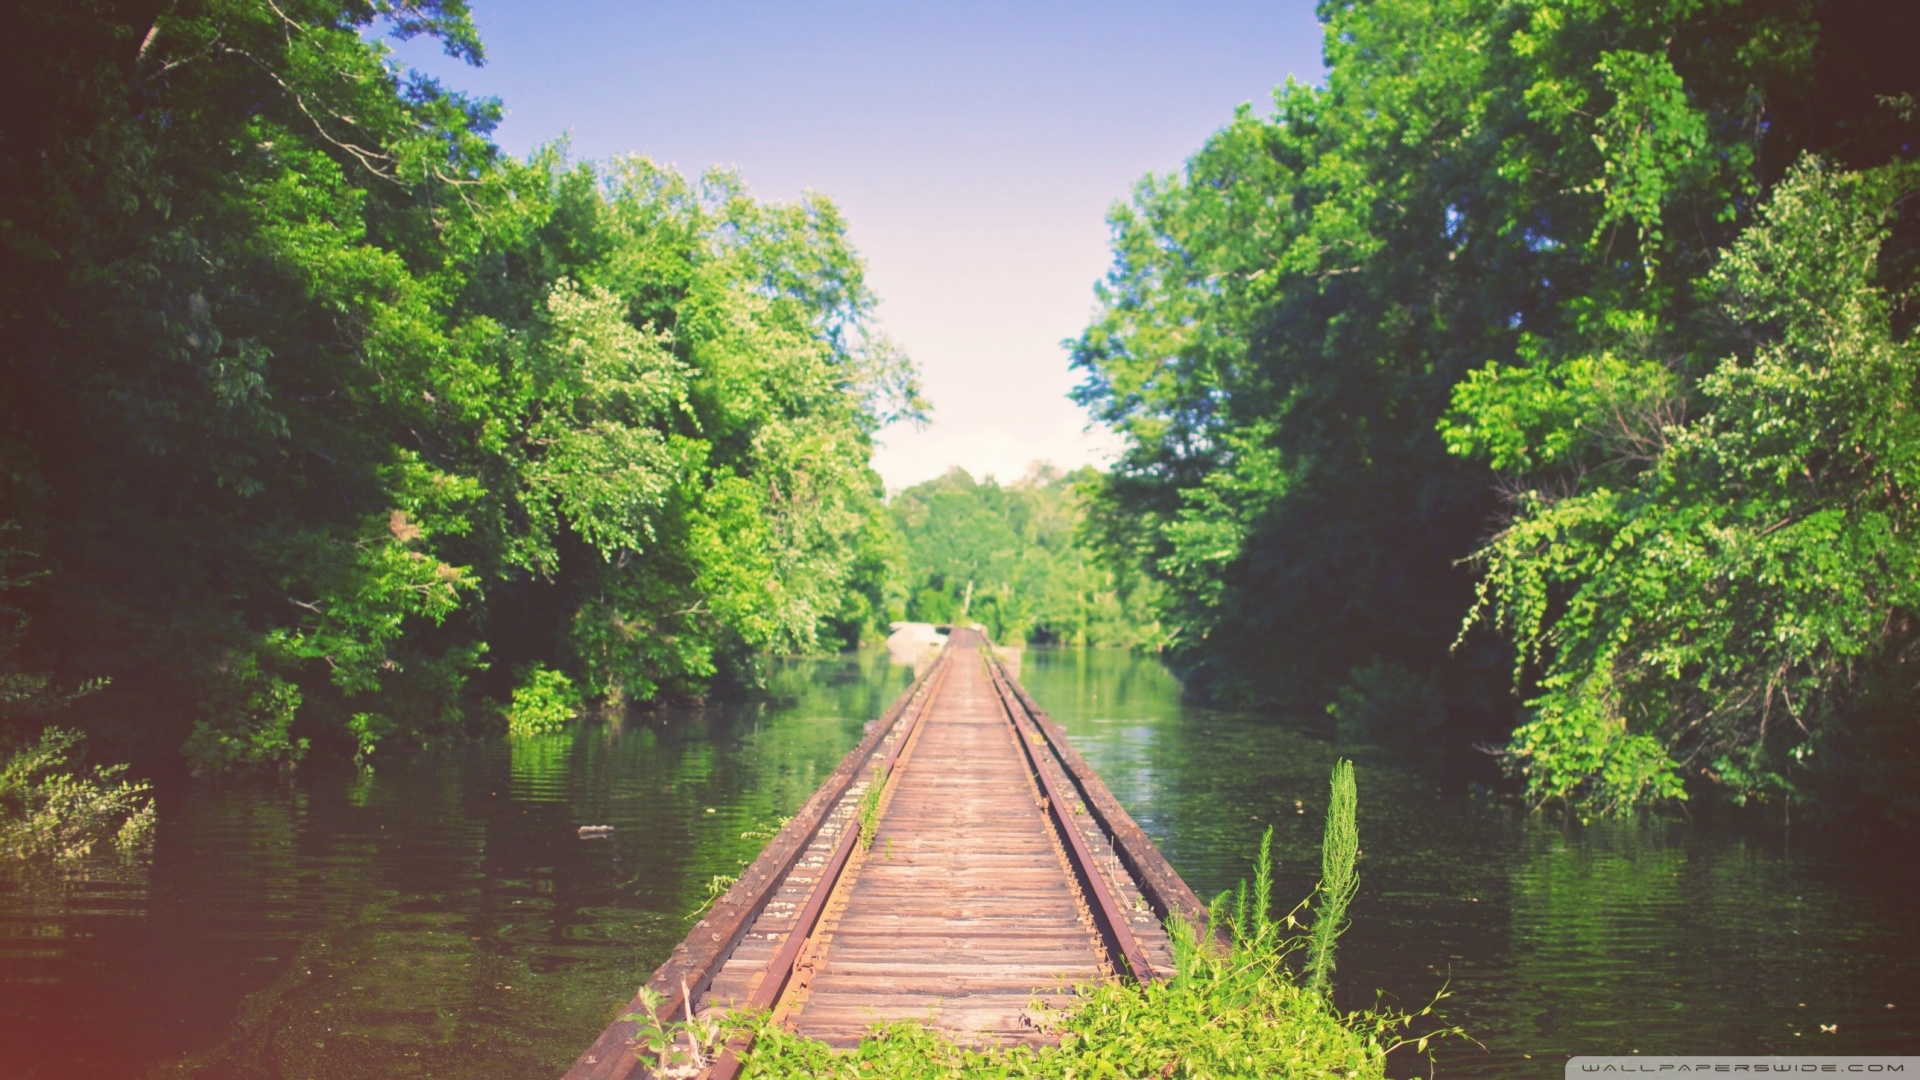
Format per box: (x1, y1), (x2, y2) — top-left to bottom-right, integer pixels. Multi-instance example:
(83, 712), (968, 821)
(890, 466), (1162, 648)
(1072, 0), (1919, 818)
(1, 0), (921, 770)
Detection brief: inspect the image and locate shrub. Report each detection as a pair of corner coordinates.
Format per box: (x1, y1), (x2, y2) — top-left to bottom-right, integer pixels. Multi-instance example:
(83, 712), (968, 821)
(1306, 758), (1360, 994)
(347, 711), (395, 769)
(507, 664), (581, 736)
(0, 727), (155, 862)
(1325, 661), (1445, 736)
(182, 653), (308, 776)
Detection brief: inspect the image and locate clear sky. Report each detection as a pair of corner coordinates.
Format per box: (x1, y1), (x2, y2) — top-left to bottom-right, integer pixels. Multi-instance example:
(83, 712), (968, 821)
(390, 1), (1326, 490)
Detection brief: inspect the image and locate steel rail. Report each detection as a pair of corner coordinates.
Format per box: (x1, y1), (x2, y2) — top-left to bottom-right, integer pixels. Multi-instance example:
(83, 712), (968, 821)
(569, 637), (958, 1080)
(702, 645), (956, 1080)
(980, 645), (1158, 984)
(699, 634), (1152, 1079)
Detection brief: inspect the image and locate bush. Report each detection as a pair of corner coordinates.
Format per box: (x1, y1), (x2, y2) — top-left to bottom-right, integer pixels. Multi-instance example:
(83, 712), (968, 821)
(1325, 661), (1446, 737)
(347, 711), (395, 769)
(507, 664), (581, 736)
(0, 727), (155, 862)
(182, 653), (308, 777)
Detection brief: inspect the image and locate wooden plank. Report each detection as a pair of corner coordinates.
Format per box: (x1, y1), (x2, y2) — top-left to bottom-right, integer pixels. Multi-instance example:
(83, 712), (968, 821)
(562, 646), (947, 1080)
(813, 937), (1100, 955)
(793, 997), (1073, 1040)
(800, 964), (1101, 983)
(784, 632), (1110, 1047)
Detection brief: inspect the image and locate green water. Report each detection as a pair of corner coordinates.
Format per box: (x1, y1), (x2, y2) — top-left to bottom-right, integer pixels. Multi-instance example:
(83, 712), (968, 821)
(1017, 646), (1920, 1075)
(1, 647), (1914, 1078)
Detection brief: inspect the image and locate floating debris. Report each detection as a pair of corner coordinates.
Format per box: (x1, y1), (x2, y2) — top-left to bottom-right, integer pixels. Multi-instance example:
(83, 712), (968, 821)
(577, 825), (616, 837)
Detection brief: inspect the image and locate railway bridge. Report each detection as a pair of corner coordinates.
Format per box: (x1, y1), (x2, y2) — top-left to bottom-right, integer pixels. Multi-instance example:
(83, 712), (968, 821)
(566, 629), (1209, 1079)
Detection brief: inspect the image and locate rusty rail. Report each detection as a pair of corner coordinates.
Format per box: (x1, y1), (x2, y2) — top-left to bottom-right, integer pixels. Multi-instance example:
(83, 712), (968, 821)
(982, 649), (1221, 948)
(702, 647), (955, 1080)
(982, 644), (1158, 983)
(564, 644), (950, 1080)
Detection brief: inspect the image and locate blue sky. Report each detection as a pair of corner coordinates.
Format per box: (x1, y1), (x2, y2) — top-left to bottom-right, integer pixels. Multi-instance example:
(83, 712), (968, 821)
(390, 1), (1326, 489)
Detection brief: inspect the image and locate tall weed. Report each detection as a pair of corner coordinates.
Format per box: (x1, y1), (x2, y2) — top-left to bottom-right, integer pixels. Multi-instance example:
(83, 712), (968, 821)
(1307, 758), (1360, 994)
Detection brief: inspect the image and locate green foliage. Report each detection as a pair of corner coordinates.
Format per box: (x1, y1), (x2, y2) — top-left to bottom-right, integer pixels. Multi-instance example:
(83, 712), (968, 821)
(1325, 661), (1446, 738)
(347, 712), (395, 769)
(183, 654), (309, 777)
(890, 466), (1162, 648)
(0, 727), (155, 862)
(1071, 0), (1920, 819)
(506, 664), (580, 737)
(1072, 0), (1824, 708)
(0, 521), (105, 721)
(0, 1), (920, 770)
(731, 764), (1455, 1078)
(1450, 159), (1920, 814)
(619, 984), (722, 1078)
(1306, 760), (1359, 996)
(855, 766), (886, 850)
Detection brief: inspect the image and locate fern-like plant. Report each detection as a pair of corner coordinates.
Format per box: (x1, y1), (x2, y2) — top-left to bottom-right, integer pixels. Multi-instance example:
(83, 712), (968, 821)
(1306, 758), (1359, 994)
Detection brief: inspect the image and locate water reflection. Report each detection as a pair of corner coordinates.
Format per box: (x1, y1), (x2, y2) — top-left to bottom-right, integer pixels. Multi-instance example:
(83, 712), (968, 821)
(1018, 646), (1920, 1076)
(0, 651), (911, 1080)
(2, 647), (1914, 1079)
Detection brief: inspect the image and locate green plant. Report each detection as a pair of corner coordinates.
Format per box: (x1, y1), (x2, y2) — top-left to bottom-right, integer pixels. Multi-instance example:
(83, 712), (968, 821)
(689, 873), (738, 919)
(1306, 758), (1360, 995)
(0, 727), (155, 862)
(739, 815), (793, 842)
(620, 983), (721, 1077)
(182, 653), (308, 777)
(854, 766), (884, 850)
(1326, 661), (1445, 736)
(1449, 159), (1920, 815)
(0, 521), (107, 722)
(506, 664), (581, 737)
(347, 712), (394, 769)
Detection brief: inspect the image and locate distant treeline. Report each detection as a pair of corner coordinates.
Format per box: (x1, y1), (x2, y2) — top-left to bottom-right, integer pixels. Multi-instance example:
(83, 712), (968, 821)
(1, 1), (921, 772)
(888, 466), (1162, 649)
(1072, 0), (1920, 819)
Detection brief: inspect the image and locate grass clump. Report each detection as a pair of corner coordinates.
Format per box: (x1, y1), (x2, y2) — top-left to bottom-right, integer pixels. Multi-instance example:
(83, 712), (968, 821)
(855, 766), (885, 849)
(507, 663), (581, 736)
(0, 726), (155, 862)
(728, 759), (1457, 1079)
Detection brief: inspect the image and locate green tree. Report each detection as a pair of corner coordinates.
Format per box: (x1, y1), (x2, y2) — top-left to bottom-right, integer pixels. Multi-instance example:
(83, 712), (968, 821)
(1073, 0), (1820, 710)
(890, 466), (1160, 647)
(1446, 159), (1920, 816)
(0, 1), (921, 768)
(1071, 0), (1920, 819)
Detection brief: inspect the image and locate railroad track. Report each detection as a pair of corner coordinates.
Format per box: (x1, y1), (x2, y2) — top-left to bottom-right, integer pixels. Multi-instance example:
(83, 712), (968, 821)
(565, 629), (1208, 1080)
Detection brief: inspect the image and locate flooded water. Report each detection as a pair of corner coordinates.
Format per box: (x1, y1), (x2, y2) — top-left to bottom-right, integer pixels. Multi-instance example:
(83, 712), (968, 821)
(1017, 647), (1920, 1076)
(2, 647), (1915, 1078)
